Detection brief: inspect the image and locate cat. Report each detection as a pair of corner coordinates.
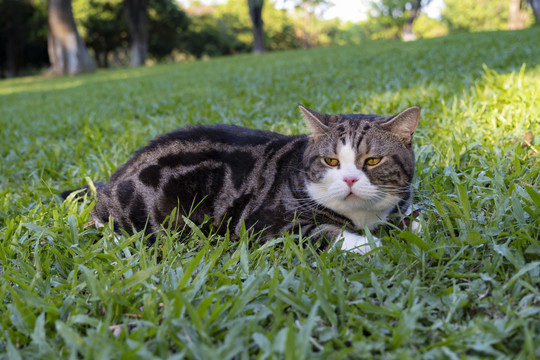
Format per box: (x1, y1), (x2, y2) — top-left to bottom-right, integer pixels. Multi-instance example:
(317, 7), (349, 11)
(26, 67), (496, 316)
(62, 105), (420, 254)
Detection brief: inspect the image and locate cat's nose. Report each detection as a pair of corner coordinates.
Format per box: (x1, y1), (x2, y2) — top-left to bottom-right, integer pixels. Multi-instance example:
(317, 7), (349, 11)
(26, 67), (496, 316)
(343, 176), (358, 188)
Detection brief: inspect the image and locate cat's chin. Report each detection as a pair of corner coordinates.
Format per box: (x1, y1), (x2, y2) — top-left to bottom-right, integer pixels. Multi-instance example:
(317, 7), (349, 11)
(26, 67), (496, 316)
(337, 191), (400, 213)
(344, 193), (366, 202)
(341, 192), (362, 202)
(341, 190), (377, 204)
(340, 195), (377, 209)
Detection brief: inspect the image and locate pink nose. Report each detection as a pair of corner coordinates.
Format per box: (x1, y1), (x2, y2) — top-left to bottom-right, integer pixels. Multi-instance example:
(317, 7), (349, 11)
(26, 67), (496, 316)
(343, 176), (358, 188)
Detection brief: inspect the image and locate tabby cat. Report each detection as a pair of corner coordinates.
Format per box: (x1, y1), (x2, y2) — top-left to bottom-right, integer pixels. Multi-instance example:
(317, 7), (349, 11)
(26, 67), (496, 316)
(64, 105), (420, 254)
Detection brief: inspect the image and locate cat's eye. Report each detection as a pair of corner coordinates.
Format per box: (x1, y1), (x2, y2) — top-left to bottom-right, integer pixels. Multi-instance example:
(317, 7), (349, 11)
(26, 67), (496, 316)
(365, 157), (381, 166)
(324, 157), (340, 167)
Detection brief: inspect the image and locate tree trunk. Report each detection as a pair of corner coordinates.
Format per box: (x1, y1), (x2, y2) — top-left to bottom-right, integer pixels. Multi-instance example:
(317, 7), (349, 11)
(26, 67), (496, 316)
(5, 19), (19, 78)
(529, 0), (540, 23)
(402, 0), (422, 41)
(248, 0), (265, 54)
(47, 0), (95, 75)
(124, 0), (148, 67)
(509, 0), (527, 29)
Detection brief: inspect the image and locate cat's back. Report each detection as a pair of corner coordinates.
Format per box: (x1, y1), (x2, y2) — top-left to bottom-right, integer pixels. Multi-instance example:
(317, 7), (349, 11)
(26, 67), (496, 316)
(150, 124), (290, 148)
(109, 124), (306, 183)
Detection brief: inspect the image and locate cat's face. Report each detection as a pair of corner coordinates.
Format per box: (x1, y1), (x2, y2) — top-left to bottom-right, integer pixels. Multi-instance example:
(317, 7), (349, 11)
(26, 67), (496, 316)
(300, 106), (420, 223)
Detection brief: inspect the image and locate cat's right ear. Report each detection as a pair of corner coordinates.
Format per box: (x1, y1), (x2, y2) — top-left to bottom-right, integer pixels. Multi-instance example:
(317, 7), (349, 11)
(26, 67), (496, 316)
(380, 106), (421, 144)
(299, 105), (329, 136)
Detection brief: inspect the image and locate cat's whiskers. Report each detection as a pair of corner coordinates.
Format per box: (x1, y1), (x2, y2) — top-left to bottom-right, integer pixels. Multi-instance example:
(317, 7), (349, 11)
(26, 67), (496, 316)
(377, 184), (410, 189)
(376, 185), (410, 192)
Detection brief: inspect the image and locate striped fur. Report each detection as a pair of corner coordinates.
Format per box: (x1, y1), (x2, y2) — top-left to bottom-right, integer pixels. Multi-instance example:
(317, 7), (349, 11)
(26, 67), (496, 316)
(82, 105), (420, 252)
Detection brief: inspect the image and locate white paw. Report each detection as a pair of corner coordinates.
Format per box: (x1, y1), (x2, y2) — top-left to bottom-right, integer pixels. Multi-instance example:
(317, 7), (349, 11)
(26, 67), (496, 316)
(410, 220), (422, 233)
(339, 230), (380, 254)
(405, 205), (422, 233)
(93, 218), (105, 228)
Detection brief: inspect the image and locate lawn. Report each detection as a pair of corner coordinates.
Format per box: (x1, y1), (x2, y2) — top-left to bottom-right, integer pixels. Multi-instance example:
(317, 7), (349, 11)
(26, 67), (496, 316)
(0, 28), (539, 359)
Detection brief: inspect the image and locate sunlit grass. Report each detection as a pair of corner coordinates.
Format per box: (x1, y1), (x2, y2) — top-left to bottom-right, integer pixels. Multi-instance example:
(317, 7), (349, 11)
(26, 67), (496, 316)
(0, 28), (539, 358)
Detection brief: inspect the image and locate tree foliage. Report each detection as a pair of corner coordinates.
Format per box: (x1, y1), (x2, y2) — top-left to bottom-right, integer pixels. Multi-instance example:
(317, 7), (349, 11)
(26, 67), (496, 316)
(286, 0), (331, 47)
(178, 15), (248, 58)
(412, 14), (448, 39)
(0, 0), (48, 77)
(74, 0), (127, 67)
(441, 0), (510, 32)
(148, 0), (190, 59)
(214, 0), (299, 52)
(368, 0), (431, 40)
(73, 0), (189, 66)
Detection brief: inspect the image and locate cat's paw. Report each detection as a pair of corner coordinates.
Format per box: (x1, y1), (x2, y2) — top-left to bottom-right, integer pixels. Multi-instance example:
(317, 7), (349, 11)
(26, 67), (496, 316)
(410, 220), (422, 233)
(397, 207), (422, 233)
(339, 230), (380, 254)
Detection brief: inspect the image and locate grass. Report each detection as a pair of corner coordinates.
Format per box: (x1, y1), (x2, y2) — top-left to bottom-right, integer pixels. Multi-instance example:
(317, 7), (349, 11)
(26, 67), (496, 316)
(0, 28), (539, 358)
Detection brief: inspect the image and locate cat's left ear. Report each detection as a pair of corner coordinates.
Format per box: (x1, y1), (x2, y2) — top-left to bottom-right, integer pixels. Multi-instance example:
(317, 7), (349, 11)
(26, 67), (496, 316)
(381, 106), (421, 144)
(299, 105), (329, 136)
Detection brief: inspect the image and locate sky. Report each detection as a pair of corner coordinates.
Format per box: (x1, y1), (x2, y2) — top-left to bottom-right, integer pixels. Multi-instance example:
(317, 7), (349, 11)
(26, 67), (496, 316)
(177, 0), (445, 23)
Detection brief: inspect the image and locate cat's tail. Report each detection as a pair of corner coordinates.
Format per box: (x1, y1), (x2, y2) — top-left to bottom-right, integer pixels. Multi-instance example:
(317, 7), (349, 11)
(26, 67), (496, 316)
(60, 182), (106, 200)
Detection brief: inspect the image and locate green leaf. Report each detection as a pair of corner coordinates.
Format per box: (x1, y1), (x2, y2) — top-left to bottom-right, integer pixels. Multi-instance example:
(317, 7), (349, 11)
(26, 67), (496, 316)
(455, 182), (471, 225)
(524, 186), (540, 207)
(182, 216), (207, 240)
(55, 320), (85, 350)
(176, 245), (208, 290)
(464, 230), (486, 246)
(111, 265), (162, 292)
(511, 190), (526, 224)
(503, 261), (540, 291)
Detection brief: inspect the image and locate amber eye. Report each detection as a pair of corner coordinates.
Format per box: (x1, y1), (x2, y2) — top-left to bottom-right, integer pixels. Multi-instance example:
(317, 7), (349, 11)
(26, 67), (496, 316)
(365, 157), (381, 166)
(324, 157), (340, 167)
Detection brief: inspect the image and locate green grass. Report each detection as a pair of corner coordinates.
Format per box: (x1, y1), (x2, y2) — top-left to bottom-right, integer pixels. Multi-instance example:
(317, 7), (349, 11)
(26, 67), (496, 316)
(1, 28), (539, 359)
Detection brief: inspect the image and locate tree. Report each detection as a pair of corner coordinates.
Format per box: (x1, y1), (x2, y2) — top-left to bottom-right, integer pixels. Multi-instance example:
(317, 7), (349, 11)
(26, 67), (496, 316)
(148, 0), (190, 59)
(529, 0), (540, 23)
(442, 0), (509, 32)
(369, 0), (431, 41)
(248, 0), (265, 53)
(402, 0), (422, 41)
(411, 13), (448, 38)
(0, 0), (48, 78)
(287, 0), (331, 48)
(213, 0), (299, 53)
(178, 14), (248, 58)
(47, 0), (95, 75)
(124, 0), (148, 66)
(0, 0), (31, 77)
(73, 0), (187, 67)
(508, 0), (529, 29)
(77, 0), (127, 68)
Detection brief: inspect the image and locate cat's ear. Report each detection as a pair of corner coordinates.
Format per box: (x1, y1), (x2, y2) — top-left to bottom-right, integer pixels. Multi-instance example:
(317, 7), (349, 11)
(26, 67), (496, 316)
(299, 105), (329, 136)
(380, 106), (420, 144)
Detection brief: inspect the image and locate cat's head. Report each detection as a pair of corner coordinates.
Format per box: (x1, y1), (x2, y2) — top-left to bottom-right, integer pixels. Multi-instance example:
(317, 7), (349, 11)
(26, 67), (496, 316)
(300, 105), (420, 224)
